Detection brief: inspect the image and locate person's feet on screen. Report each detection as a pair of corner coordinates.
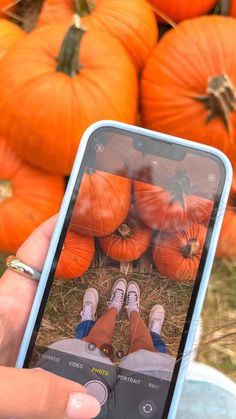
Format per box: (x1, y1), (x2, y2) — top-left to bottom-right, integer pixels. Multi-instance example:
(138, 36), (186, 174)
(107, 278), (127, 313)
(125, 281), (140, 318)
(148, 304), (165, 335)
(80, 288), (99, 322)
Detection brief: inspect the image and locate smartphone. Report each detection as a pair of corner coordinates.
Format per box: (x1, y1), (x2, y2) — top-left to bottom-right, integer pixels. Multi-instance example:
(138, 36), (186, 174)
(16, 121), (232, 419)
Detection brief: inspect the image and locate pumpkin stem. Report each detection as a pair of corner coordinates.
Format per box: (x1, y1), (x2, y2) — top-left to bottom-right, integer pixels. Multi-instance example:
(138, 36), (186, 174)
(0, 180), (13, 203)
(182, 239), (200, 258)
(74, 0), (95, 16)
(169, 170), (190, 206)
(194, 74), (236, 131)
(218, 0), (231, 15)
(117, 224), (132, 239)
(56, 14), (86, 77)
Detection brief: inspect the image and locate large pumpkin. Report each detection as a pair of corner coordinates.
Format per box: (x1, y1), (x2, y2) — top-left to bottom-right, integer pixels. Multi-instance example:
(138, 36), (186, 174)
(0, 19), (24, 60)
(216, 175), (236, 258)
(141, 16), (236, 166)
(71, 170), (131, 236)
(133, 174), (213, 232)
(37, 0), (158, 70)
(149, 0), (217, 23)
(0, 19), (138, 175)
(56, 229), (94, 279)
(153, 224), (207, 282)
(0, 138), (64, 253)
(98, 220), (152, 262)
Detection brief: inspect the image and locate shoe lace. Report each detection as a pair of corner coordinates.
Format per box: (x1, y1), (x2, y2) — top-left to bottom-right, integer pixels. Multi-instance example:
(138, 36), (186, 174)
(81, 302), (93, 321)
(126, 291), (139, 311)
(108, 288), (124, 308)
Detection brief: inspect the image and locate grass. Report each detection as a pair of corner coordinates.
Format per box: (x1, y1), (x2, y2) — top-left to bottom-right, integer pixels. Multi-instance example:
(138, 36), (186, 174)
(197, 258), (236, 381)
(36, 260), (193, 363)
(1, 250), (235, 377)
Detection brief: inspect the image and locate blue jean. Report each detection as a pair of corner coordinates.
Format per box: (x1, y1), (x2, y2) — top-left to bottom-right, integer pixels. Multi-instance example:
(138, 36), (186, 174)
(75, 320), (95, 339)
(75, 320), (167, 353)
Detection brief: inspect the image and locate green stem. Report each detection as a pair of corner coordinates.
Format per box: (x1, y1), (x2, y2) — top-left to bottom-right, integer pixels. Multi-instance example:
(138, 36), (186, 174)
(74, 0), (95, 16)
(0, 180), (13, 203)
(56, 17), (86, 77)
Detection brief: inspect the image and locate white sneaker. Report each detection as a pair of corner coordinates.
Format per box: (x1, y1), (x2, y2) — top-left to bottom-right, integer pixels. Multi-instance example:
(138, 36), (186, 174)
(80, 288), (99, 322)
(148, 305), (165, 335)
(125, 281), (140, 318)
(107, 278), (127, 313)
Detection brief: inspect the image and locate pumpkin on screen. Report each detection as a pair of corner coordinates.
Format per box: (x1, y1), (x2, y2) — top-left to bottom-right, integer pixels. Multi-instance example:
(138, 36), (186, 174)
(149, 0), (217, 23)
(56, 230), (94, 279)
(133, 171), (213, 232)
(71, 170), (131, 237)
(37, 0), (158, 70)
(98, 220), (152, 262)
(0, 18), (137, 175)
(141, 16), (236, 167)
(153, 224), (207, 282)
(0, 138), (64, 253)
(0, 19), (25, 60)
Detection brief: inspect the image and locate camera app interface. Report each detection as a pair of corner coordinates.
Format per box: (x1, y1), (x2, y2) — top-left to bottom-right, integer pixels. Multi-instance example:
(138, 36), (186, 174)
(29, 128), (222, 418)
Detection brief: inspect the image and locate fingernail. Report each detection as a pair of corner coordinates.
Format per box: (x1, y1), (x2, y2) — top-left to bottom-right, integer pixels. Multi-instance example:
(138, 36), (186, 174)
(65, 392), (101, 418)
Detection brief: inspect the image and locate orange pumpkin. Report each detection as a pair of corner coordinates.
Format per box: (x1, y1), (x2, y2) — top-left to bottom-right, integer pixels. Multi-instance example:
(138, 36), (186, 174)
(141, 16), (236, 166)
(149, 0), (217, 23)
(0, 0), (14, 18)
(71, 170), (131, 237)
(0, 19), (24, 60)
(98, 221), (152, 262)
(229, 0), (236, 16)
(56, 229), (94, 279)
(0, 19), (137, 175)
(133, 176), (213, 232)
(153, 224), (207, 282)
(216, 175), (236, 258)
(37, 0), (158, 70)
(0, 137), (64, 253)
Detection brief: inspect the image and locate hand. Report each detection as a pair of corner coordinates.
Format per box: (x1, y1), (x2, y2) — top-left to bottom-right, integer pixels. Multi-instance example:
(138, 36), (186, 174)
(0, 217), (101, 419)
(0, 215), (57, 365)
(0, 367), (100, 419)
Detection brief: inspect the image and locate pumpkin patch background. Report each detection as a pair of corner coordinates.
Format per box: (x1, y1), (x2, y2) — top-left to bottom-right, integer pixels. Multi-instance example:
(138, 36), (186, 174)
(0, 0), (235, 381)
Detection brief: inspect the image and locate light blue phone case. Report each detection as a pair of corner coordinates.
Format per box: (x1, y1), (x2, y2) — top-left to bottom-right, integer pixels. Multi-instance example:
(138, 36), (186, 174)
(16, 120), (233, 418)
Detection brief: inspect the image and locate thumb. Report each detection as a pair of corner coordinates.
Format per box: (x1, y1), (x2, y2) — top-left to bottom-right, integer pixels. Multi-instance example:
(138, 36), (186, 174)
(0, 367), (101, 419)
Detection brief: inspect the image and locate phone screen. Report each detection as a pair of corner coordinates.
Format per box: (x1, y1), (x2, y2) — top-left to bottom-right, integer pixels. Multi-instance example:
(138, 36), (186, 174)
(24, 126), (225, 418)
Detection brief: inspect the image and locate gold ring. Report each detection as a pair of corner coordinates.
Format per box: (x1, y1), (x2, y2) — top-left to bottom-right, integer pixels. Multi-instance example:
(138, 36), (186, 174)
(6, 255), (41, 281)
